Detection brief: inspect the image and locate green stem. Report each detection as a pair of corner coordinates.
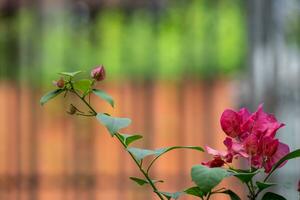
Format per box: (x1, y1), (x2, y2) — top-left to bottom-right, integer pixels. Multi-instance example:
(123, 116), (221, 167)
(72, 88), (165, 200)
(206, 192), (212, 200)
(75, 113), (95, 117)
(245, 182), (256, 200)
(115, 134), (165, 200)
(263, 172), (271, 183)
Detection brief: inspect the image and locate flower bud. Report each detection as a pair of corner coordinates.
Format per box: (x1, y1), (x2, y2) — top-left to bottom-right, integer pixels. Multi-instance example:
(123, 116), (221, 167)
(53, 78), (65, 88)
(91, 65), (105, 81)
(68, 104), (77, 115)
(298, 180), (300, 192)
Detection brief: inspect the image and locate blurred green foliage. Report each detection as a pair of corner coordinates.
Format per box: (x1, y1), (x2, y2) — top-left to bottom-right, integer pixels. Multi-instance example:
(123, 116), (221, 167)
(0, 0), (246, 85)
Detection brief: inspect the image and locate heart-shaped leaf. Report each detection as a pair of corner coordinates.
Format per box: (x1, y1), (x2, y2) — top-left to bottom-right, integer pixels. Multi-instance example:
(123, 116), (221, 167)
(93, 89), (114, 107)
(129, 177), (163, 186)
(191, 165), (231, 195)
(73, 79), (92, 94)
(262, 192), (286, 200)
(40, 89), (64, 106)
(256, 181), (276, 191)
(184, 186), (204, 198)
(158, 191), (183, 200)
(221, 190), (241, 200)
(117, 133), (143, 146)
(127, 147), (156, 162)
(96, 113), (131, 136)
(58, 71), (82, 77)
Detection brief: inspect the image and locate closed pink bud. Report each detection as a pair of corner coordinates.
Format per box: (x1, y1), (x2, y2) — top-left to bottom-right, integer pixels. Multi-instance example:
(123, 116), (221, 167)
(91, 65), (105, 81)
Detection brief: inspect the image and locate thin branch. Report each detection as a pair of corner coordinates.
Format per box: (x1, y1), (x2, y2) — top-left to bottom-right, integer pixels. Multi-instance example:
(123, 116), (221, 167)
(71, 87), (165, 200)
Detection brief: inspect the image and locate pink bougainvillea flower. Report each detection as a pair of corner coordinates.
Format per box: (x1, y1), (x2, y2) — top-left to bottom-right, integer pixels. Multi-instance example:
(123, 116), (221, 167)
(263, 142), (289, 173)
(208, 104), (289, 173)
(202, 156), (225, 168)
(220, 109), (241, 138)
(91, 65), (105, 81)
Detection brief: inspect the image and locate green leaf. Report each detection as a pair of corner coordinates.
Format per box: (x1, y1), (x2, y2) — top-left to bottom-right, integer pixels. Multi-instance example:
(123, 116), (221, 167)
(158, 191), (183, 200)
(256, 181), (276, 191)
(233, 170), (259, 183)
(117, 133), (143, 146)
(129, 177), (163, 186)
(268, 149), (300, 176)
(58, 71), (82, 77)
(92, 89), (114, 107)
(146, 146), (204, 172)
(229, 167), (257, 173)
(127, 146), (204, 164)
(154, 146), (204, 157)
(73, 79), (92, 94)
(191, 165), (231, 195)
(96, 113), (131, 136)
(40, 89), (64, 106)
(262, 192), (286, 200)
(184, 186), (204, 198)
(127, 147), (156, 162)
(221, 190), (241, 200)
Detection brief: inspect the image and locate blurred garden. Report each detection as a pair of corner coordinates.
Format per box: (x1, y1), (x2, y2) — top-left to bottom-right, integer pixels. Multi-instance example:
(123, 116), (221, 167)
(0, 0), (300, 199)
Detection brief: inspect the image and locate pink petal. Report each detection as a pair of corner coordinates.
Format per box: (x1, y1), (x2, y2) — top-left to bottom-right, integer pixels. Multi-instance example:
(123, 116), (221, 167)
(251, 155), (263, 168)
(201, 156), (225, 168)
(251, 104), (285, 138)
(244, 134), (259, 155)
(264, 142), (290, 173)
(224, 137), (249, 158)
(261, 137), (279, 157)
(238, 108), (251, 124)
(220, 109), (241, 138)
(205, 146), (227, 157)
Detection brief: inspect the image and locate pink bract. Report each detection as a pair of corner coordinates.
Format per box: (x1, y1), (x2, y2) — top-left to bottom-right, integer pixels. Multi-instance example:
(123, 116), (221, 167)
(220, 109), (241, 138)
(202, 156), (225, 168)
(243, 134), (259, 155)
(249, 104), (285, 138)
(263, 142), (289, 173)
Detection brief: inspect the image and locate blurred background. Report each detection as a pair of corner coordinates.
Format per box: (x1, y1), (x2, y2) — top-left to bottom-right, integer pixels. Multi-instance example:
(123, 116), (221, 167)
(0, 0), (299, 199)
